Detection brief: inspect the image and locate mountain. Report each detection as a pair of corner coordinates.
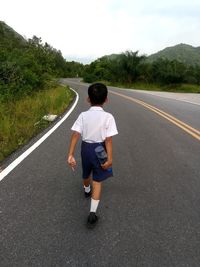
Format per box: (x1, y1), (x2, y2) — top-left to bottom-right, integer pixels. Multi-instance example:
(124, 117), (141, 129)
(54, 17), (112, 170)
(147, 44), (200, 66)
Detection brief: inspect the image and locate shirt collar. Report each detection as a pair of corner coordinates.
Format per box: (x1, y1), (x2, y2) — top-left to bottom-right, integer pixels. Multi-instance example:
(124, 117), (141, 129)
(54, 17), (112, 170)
(89, 106), (104, 111)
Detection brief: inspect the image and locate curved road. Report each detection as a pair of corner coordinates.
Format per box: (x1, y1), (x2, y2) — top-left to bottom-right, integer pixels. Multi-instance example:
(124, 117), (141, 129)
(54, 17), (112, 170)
(0, 79), (200, 266)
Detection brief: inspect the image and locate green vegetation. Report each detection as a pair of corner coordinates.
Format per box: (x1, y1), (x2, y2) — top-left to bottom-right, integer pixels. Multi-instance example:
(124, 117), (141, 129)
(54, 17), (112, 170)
(0, 21), (80, 161)
(0, 84), (74, 161)
(102, 81), (200, 93)
(83, 50), (200, 92)
(0, 21), (84, 102)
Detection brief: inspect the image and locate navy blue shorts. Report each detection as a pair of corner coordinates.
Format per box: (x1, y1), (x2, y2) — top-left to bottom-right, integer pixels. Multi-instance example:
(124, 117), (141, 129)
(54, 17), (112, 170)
(81, 141), (113, 182)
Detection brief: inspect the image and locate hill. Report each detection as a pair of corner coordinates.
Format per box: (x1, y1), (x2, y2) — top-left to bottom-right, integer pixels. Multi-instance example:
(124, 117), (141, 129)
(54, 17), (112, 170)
(147, 44), (200, 66)
(0, 21), (26, 47)
(0, 21), (85, 102)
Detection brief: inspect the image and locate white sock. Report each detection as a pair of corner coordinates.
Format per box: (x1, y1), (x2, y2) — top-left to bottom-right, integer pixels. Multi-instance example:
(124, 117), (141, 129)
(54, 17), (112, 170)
(84, 185), (91, 193)
(90, 198), (100, 213)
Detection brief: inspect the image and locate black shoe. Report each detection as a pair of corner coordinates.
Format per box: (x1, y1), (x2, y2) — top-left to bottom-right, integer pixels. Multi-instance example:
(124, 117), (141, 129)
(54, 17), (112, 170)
(84, 190), (91, 198)
(87, 212), (98, 229)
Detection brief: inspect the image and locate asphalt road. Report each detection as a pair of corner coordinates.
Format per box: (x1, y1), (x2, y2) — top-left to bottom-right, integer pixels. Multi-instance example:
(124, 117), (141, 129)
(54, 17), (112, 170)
(1, 79), (200, 266)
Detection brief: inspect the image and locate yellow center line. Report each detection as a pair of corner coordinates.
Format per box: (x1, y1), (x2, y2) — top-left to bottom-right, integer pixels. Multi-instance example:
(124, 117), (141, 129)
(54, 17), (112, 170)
(110, 90), (200, 141)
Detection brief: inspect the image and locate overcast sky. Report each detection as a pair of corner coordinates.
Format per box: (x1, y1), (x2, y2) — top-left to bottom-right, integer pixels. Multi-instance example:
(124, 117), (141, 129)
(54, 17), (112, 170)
(1, 0), (200, 63)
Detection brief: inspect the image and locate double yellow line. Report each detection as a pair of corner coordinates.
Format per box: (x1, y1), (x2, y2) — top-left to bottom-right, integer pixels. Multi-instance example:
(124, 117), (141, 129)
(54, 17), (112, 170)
(110, 90), (200, 141)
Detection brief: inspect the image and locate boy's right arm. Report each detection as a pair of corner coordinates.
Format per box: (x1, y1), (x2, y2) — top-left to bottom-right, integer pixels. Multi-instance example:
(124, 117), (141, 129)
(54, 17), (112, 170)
(67, 131), (80, 171)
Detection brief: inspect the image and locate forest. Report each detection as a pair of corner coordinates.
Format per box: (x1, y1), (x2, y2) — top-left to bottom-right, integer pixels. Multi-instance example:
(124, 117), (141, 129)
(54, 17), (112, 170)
(0, 21), (84, 102)
(83, 51), (200, 90)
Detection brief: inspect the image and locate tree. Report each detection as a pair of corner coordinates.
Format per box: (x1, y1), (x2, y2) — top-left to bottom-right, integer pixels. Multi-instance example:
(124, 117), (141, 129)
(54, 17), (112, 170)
(118, 51), (146, 83)
(152, 59), (186, 85)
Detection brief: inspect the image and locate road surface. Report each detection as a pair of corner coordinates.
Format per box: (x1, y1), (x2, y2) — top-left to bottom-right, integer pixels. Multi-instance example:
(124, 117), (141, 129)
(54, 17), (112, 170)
(0, 79), (200, 266)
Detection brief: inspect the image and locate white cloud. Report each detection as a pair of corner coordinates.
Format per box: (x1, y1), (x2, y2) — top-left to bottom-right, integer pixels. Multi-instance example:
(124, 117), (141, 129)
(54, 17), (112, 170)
(1, 0), (200, 62)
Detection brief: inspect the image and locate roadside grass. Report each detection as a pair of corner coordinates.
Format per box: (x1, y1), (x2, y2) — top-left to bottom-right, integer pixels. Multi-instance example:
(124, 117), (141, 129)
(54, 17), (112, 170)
(0, 85), (75, 162)
(97, 81), (200, 93)
(160, 83), (200, 93)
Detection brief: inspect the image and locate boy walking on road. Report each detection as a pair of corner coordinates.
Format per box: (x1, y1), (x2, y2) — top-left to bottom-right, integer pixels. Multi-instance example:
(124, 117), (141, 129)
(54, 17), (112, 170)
(67, 83), (118, 228)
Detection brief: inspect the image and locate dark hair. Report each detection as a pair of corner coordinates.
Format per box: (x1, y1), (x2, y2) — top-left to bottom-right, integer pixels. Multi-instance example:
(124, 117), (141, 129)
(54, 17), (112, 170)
(88, 83), (108, 105)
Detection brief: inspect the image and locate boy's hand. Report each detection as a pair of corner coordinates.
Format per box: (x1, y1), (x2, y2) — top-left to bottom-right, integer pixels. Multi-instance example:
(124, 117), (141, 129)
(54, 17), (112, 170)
(101, 160), (112, 170)
(68, 155), (76, 171)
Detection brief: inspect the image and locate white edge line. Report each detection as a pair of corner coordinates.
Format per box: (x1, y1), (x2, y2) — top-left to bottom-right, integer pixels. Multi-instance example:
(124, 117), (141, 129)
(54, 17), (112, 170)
(0, 87), (79, 182)
(114, 88), (200, 107)
(180, 99), (200, 106)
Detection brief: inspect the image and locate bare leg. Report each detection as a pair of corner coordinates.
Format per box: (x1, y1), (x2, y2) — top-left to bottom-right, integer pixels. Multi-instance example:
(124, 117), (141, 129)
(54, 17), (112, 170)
(92, 181), (102, 200)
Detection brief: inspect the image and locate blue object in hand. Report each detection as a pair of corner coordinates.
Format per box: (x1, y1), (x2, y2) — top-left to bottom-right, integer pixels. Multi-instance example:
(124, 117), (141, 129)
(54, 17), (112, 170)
(95, 145), (112, 172)
(95, 145), (107, 164)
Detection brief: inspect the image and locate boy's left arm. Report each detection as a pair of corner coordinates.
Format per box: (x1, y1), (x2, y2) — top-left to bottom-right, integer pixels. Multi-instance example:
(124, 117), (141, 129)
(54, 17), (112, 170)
(101, 136), (113, 170)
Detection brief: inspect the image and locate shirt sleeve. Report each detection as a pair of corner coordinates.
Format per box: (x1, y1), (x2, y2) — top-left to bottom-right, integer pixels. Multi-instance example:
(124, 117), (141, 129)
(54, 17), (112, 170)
(71, 113), (83, 134)
(106, 114), (118, 137)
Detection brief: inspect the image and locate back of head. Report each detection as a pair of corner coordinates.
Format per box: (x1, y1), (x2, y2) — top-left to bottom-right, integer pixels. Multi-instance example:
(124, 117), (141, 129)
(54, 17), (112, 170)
(88, 83), (108, 105)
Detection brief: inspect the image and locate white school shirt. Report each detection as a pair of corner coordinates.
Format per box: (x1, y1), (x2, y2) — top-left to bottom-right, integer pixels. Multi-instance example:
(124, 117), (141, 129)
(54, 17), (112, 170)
(71, 106), (118, 143)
